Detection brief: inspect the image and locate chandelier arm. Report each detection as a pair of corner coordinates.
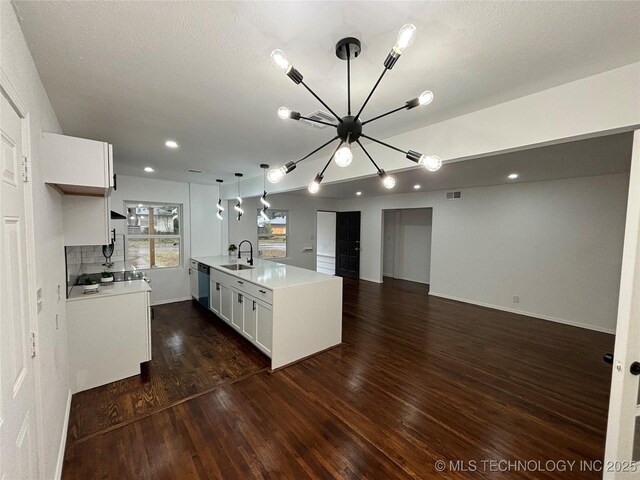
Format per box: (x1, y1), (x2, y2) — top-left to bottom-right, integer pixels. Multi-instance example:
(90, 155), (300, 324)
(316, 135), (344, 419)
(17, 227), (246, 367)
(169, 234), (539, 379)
(361, 105), (407, 126)
(300, 81), (343, 123)
(294, 136), (340, 166)
(354, 68), (387, 121)
(360, 133), (407, 155)
(356, 140), (382, 173)
(298, 116), (338, 128)
(347, 44), (351, 115)
(320, 141), (344, 176)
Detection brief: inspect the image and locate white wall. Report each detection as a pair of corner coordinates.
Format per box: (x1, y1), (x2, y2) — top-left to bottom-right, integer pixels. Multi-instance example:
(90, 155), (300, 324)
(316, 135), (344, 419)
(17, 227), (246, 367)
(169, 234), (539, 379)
(189, 183), (227, 258)
(316, 211), (336, 275)
(1, 3), (69, 478)
(383, 209), (432, 284)
(228, 193), (339, 271)
(341, 174), (629, 333)
(111, 175), (194, 305)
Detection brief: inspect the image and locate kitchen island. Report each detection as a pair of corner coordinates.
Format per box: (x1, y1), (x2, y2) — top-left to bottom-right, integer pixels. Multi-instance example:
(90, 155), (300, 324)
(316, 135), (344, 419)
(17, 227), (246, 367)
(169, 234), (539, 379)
(192, 256), (343, 370)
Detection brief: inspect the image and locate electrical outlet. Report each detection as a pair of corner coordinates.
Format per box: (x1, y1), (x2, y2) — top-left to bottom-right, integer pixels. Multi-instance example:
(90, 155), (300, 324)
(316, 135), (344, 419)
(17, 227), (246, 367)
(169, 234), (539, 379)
(513, 296), (520, 304)
(36, 288), (43, 313)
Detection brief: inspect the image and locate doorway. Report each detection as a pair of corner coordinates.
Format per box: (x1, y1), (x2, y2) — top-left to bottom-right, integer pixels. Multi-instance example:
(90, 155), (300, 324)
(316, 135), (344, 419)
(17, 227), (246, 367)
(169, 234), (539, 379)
(316, 211), (336, 275)
(335, 211), (361, 279)
(383, 208), (432, 285)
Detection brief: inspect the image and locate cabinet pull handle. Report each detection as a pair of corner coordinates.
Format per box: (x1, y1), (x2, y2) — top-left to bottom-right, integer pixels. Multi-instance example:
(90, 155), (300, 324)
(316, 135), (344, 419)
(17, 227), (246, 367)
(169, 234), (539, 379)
(253, 300), (256, 311)
(216, 283), (220, 291)
(238, 280), (244, 285)
(258, 289), (266, 294)
(238, 294), (243, 304)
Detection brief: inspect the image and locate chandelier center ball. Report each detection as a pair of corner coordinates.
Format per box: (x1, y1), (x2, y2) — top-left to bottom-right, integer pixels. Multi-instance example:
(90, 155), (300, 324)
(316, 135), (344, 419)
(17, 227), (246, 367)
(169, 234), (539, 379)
(335, 37), (361, 60)
(337, 116), (362, 143)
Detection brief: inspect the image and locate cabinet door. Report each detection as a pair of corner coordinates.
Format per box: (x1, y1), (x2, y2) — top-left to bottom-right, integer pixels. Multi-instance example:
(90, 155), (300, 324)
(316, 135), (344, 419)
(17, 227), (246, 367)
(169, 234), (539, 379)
(62, 194), (110, 246)
(189, 269), (198, 298)
(145, 291), (152, 361)
(231, 289), (244, 331)
(210, 281), (221, 315)
(255, 302), (273, 356)
(220, 284), (231, 323)
(243, 297), (257, 341)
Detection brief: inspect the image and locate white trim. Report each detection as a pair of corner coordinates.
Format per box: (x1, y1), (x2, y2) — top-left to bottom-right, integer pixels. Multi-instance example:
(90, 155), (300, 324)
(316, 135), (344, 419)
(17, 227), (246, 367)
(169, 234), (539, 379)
(54, 390), (72, 480)
(151, 296), (192, 306)
(359, 276), (382, 284)
(429, 291), (616, 335)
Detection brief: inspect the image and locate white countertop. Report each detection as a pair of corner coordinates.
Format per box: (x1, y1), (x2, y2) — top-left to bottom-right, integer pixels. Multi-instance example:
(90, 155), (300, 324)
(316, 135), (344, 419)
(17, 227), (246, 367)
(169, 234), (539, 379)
(192, 256), (338, 290)
(67, 280), (151, 302)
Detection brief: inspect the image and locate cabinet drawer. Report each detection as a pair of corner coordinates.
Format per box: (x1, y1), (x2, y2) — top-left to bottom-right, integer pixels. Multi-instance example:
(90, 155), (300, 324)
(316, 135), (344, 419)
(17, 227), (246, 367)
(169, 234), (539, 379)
(242, 282), (273, 305)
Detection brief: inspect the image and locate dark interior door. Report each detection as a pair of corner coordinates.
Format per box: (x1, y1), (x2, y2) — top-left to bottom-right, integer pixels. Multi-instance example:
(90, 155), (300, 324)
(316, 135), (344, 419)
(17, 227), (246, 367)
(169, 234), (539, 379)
(336, 211), (361, 279)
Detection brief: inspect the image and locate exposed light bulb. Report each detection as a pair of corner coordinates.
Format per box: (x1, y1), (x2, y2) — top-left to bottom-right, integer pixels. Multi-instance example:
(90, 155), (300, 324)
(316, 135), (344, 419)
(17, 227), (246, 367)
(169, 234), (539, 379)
(394, 24), (417, 54)
(334, 145), (353, 167)
(382, 174), (396, 189)
(277, 107), (290, 120)
(308, 180), (320, 193)
(270, 49), (291, 72)
(260, 192), (270, 208)
(418, 90), (433, 106)
(216, 199), (224, 212)
(260, 208), (269, 220)
(267, 168), (284, 183)
(418, 154), (442, 172)
(236, 196), (242, 205)
(234, 204), (244, 214)
(216, 211), (223, 221)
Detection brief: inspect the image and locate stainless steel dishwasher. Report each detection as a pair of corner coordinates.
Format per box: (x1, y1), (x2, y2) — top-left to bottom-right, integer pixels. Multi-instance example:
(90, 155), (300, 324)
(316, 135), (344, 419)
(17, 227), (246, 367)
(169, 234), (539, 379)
(197, 262), (210, 309)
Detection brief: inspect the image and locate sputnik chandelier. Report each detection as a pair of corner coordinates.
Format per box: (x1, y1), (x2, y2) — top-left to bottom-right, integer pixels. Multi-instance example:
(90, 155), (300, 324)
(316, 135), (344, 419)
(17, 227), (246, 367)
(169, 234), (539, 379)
(267, 24), (442, 193)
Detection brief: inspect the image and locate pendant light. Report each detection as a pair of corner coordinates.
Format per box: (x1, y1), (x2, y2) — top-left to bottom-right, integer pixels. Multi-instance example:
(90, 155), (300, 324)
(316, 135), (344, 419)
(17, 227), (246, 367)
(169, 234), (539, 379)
(215, 179), (224, 221)
(268, 24), (441, 190)
(234, 173), (244, 220)
(260, 164), (270, 221)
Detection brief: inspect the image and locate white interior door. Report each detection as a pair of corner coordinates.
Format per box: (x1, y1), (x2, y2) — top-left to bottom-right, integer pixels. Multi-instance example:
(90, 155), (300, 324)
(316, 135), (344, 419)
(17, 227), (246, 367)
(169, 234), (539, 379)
(0, 88), (38, 479)
(604, 129), (640, 479)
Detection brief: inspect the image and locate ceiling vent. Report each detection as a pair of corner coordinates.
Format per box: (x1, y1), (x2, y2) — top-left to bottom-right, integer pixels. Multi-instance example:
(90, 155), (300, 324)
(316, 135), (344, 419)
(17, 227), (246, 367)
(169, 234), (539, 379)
(300, 109), (334, 129)
(184, 169), (203, 174)
(446, 191), (462, 199)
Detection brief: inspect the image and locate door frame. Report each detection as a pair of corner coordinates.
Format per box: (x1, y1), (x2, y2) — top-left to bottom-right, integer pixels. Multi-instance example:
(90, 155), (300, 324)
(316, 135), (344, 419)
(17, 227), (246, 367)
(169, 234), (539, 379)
(0, 68), (43, 478)
(315, 209), (337, 275)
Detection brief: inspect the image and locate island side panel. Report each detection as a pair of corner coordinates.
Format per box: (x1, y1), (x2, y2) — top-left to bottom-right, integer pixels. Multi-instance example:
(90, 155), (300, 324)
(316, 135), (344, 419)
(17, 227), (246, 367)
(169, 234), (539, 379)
(271, 276), (343, 370)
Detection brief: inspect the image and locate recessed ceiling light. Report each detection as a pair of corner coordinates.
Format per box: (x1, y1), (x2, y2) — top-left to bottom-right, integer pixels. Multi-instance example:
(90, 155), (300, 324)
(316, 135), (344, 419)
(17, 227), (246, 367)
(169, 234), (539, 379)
(144, 167), (154, 173)
(355, 191), (362, 196)
(508, 173), (519, 179)
(165, 140), (179, 149)
(413, 184), (421, 190)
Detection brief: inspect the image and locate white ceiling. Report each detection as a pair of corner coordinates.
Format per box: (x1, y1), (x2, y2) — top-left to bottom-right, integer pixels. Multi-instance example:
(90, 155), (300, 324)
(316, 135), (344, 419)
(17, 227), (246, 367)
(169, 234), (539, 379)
(13, 1), (640, 185)
(293, 133), (633, 199)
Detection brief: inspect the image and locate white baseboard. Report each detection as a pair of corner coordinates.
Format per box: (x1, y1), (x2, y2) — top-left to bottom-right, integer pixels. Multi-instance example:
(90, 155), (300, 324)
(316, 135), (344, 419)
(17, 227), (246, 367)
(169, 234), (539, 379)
(55, 389), (72, 480)
(359, 276), (382, 284)
(151, 296), (192, 306)
(428, 291), (616, 335)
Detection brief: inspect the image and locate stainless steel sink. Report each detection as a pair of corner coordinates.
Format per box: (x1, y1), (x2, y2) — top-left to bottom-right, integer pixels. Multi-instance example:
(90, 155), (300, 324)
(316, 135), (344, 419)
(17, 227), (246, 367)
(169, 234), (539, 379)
(220, 264), (254, 271)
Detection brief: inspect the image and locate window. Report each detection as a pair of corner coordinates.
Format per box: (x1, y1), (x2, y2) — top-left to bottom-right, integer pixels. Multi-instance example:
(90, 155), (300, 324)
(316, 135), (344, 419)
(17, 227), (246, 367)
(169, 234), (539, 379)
(126, 202), (182, 269)
(258, 210), (288, 259)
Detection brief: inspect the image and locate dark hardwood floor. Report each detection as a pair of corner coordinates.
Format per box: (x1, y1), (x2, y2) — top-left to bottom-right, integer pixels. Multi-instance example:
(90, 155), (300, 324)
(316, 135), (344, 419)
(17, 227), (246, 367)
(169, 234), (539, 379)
(62, 278), (614, 479)
(65, 301), (269, 443)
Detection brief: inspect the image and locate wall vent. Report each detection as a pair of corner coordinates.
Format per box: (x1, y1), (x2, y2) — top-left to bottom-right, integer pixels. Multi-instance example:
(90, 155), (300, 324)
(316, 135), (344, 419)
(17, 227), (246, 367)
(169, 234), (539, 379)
(446, 191), (462, 199)
(184, 169), (203, 174)
(300, 109), (335, 129)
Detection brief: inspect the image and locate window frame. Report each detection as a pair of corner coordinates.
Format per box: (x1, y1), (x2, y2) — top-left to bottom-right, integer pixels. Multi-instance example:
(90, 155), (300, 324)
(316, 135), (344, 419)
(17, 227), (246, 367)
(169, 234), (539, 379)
(257, 209), (289, 260)
(125, 201), (183, 270)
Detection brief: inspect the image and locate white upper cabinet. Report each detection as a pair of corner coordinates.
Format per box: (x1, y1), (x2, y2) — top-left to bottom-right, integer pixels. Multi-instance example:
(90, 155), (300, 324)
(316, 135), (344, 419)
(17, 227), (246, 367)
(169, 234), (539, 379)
(42, 132), (114, 195)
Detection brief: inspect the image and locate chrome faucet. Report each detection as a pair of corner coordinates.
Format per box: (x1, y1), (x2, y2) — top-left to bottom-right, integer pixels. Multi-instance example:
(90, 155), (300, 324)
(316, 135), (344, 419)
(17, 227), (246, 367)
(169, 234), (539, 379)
(238, 240), (254, 266)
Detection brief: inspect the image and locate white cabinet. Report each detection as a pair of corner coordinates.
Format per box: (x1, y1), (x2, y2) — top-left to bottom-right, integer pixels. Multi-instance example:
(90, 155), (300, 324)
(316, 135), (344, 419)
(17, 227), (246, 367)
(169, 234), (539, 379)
(255, 302), (272, 356)
(62, 194), (111, 246)
(243, 297), (257, 341)
(189, 260), (198, 299)
(220, 283), (232, 323)
(210, 280), (221, 315)
(231, 289), (244, 331)
(42, 132), (114, 195)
